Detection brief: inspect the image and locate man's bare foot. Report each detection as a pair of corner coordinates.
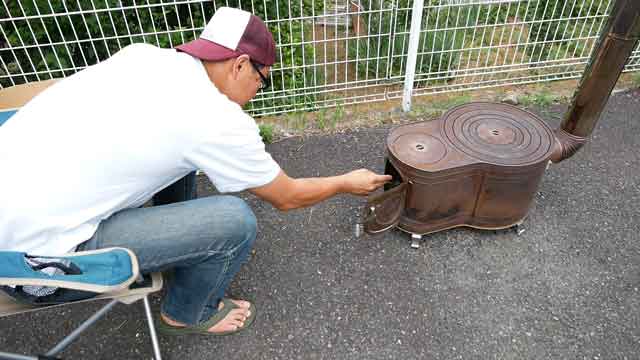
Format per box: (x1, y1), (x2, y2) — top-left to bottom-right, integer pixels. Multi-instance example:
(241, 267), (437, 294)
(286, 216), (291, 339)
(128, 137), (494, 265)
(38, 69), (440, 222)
(161, 299), (252, 334)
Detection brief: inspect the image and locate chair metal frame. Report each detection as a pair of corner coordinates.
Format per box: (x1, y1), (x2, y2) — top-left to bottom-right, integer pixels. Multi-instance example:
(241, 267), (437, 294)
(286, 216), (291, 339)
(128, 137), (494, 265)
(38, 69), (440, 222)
(0, 273), (163, 360)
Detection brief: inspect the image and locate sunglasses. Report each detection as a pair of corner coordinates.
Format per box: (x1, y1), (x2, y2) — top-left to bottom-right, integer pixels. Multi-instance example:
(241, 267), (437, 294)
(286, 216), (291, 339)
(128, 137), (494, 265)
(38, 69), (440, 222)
(250, 60), (271, 91)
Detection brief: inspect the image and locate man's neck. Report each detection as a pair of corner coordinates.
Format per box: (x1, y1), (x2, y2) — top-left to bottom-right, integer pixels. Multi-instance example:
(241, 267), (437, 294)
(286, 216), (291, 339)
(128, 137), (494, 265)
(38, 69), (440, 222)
(202, 60), (223, 89)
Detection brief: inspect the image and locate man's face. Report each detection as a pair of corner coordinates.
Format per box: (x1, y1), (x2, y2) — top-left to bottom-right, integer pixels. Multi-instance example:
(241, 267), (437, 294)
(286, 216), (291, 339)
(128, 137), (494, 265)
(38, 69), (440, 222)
(229, 56), (270, 107)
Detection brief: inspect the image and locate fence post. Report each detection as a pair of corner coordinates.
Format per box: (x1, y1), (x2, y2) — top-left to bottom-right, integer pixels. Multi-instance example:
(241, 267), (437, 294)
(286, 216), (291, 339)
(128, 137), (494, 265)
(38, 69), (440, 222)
(402, 0), (425, 112)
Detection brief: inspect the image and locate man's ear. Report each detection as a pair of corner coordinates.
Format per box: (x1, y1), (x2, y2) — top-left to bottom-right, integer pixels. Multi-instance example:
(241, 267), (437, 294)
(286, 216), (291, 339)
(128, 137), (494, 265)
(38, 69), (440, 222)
(231, 55), (251, 79)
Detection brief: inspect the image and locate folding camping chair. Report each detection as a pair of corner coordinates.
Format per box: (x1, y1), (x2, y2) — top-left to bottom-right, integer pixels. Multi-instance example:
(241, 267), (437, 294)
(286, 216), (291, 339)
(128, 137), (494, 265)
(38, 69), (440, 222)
(1, 80), (164, 360)
(0, 248), (163, 360)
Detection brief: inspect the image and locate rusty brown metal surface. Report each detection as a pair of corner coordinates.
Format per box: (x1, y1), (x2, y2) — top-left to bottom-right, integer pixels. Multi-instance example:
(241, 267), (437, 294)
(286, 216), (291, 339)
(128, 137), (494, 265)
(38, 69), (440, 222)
(549, 128), (587, 163)
(552, 0), (640, 162)
(362, 182), (407, 234)
(364, 103), (555, 235)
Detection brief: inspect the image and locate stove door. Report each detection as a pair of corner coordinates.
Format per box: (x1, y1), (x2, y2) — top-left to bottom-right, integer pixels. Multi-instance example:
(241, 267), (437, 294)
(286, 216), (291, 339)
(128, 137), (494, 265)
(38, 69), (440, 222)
(362, 182), (407, 234)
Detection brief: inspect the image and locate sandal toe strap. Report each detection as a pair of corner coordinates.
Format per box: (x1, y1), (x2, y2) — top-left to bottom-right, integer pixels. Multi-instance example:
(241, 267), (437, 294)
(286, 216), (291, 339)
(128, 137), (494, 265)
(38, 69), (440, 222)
(196, 298), (239, 330)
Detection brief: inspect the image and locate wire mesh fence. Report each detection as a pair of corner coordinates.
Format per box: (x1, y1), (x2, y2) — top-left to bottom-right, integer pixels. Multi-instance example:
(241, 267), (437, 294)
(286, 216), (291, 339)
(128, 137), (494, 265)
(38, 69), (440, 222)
(407, 0), (640, 98)
(1, 0), (638, 116)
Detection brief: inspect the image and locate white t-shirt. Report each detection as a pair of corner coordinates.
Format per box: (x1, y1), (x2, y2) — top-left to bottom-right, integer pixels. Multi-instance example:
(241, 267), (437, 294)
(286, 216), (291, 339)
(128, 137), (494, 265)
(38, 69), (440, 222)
(0, 43), (280, 255)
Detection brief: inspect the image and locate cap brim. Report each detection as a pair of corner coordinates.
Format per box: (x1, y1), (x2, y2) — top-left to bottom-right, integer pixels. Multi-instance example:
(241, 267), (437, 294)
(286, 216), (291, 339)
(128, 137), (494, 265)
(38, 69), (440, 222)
(175, 38), (242, 61)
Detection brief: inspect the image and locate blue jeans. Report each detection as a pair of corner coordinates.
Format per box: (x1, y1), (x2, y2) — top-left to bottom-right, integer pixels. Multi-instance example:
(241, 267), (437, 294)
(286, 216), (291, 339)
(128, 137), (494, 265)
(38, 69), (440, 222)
(78, 173), (257, 325)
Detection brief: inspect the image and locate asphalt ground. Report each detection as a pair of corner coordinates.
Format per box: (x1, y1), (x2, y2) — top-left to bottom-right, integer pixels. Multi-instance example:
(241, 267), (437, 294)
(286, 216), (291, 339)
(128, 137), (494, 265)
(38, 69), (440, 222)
(1, 90), (639, 359)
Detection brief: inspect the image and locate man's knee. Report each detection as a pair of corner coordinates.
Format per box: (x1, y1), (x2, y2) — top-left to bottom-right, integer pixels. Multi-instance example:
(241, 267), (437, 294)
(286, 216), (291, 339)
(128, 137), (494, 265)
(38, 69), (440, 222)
(216, 196), (257, 250)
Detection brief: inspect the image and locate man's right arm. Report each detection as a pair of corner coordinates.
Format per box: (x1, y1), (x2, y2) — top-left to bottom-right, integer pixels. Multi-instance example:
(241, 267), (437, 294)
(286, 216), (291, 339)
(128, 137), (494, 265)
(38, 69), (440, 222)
(249, 169), (391, 211)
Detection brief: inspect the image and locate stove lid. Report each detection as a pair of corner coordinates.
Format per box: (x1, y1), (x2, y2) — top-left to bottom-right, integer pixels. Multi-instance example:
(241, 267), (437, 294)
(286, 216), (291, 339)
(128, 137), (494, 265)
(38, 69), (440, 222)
(388, 132), (448, 170)
(443, 102), (555, 166)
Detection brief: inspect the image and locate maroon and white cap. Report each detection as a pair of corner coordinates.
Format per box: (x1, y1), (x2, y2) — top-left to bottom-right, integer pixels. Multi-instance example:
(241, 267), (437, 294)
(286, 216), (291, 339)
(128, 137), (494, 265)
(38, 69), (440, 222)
(176, 7), (276, 66)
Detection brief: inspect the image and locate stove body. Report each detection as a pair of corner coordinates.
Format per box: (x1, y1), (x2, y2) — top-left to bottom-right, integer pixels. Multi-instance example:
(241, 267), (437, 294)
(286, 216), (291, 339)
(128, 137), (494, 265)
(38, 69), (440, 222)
(365, 103), (554, 235)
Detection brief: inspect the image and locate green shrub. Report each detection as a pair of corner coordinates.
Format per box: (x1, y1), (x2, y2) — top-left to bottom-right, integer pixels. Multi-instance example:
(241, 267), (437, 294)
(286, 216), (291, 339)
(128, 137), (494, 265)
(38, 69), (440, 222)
(519, 0), (609, 62)
(0, 0), (614, 113)
(346, 0), (611, 84)
(349, 1), (506, 85)
(0, 0), (322, 114)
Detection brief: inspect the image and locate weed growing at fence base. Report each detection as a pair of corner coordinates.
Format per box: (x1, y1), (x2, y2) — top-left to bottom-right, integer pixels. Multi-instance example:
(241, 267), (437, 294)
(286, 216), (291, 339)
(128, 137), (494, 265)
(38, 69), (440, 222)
(259, 123), (275, 144)
(632, 72), (640, 88)
(518, 89), (560, 108)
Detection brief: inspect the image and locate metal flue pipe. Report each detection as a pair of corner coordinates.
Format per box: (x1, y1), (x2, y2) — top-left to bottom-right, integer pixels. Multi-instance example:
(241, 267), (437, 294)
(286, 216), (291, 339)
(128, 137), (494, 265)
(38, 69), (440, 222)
(551, 0), (640, 162)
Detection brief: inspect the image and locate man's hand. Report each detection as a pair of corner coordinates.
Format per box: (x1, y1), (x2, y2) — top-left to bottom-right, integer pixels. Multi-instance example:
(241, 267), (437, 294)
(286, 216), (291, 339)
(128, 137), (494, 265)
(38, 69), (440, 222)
(340, 169), (392, 196)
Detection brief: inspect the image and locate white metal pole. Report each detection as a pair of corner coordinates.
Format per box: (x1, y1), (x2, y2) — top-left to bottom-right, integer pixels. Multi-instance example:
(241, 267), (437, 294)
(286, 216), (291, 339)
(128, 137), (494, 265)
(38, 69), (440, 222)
(402, 0), (425, 112)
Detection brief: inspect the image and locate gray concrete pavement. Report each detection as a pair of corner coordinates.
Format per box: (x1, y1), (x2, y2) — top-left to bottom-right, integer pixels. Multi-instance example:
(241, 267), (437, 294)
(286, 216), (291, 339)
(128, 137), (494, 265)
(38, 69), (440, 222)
(1, 90), (639, 359)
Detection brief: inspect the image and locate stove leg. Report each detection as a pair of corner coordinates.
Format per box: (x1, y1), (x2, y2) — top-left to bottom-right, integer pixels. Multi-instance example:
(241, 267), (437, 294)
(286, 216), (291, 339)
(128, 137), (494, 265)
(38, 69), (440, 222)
(410, 234), (422, 249)
(514, 221), (526, 236)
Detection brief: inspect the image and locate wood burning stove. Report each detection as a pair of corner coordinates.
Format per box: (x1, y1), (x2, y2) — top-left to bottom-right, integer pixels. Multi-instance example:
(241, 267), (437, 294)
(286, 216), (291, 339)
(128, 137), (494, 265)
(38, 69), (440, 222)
(364, 103), (555, 236)
(362, 0), (640, 247)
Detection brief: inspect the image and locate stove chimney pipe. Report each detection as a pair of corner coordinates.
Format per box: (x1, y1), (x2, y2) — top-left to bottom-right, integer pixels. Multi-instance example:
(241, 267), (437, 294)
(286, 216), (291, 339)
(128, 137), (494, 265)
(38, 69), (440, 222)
(551, 0), (640, 163)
